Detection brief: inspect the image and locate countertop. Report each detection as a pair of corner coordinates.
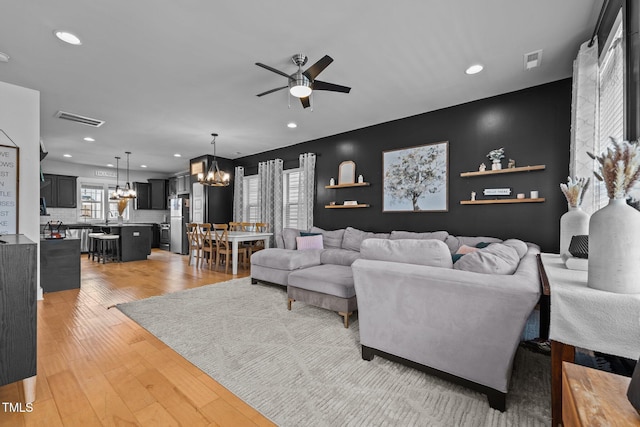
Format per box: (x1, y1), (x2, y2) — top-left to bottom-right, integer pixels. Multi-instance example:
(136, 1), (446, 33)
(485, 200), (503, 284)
(93, 223), (153, 227)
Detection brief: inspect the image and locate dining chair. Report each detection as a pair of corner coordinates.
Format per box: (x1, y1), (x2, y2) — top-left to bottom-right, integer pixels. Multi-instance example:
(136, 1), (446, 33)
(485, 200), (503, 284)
(240, 222), (255, 231)
(199, 223), (215, 269)
(249, 222), (269, 256)
(213, 223), (248, 274)
(186, 223), (203, 266)
(229, 221), (243, 231)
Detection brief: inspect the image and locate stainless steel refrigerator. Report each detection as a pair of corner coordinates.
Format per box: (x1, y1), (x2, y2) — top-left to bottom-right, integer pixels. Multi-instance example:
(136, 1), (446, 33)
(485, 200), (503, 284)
(170, 196), (189, 254)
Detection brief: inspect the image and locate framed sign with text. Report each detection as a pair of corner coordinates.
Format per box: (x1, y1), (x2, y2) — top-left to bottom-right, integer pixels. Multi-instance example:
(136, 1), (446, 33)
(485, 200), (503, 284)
(0, 130), (19, 235)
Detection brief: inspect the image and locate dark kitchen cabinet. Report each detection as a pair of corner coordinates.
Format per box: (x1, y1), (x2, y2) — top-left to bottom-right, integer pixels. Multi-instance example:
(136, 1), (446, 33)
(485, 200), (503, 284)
(149, 179), (168, 210)
(134, 182), (151, 210)
(40, 174), (77, 208)
(0, 235), (37, 397)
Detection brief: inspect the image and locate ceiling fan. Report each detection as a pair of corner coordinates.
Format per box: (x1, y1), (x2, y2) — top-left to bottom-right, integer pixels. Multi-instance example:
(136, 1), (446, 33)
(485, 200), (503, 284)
(255, 54), (351, 108)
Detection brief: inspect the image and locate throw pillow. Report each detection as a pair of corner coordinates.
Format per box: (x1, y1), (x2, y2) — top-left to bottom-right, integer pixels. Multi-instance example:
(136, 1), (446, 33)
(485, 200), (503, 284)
(502, 239), (528, 258)
(456, 244), (478, 255)
(296, 235), (324, 251)
(452, 253), (464, 263)
(300, 232), (321, 237)
(453, 243), (520, 275)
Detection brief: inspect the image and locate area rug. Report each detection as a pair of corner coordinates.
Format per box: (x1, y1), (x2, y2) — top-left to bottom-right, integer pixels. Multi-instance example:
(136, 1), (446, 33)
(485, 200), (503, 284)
(117, 277), (551, 426)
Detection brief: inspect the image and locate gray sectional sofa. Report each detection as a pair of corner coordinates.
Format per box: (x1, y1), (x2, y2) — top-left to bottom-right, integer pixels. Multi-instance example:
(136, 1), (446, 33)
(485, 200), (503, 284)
(250, 226), (541, 411)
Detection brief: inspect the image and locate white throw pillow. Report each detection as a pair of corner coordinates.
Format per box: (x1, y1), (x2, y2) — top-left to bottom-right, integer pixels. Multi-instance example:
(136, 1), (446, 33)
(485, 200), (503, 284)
(296, 235), (324, 251)
(453, 243), (520, 275)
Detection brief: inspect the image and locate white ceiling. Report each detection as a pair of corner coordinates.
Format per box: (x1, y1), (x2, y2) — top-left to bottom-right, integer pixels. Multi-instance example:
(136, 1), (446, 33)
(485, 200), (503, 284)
(0, 1), (603, 174)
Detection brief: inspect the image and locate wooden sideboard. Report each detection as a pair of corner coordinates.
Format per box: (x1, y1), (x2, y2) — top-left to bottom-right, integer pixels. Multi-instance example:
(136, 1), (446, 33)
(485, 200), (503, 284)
(0, 234), (37, 402)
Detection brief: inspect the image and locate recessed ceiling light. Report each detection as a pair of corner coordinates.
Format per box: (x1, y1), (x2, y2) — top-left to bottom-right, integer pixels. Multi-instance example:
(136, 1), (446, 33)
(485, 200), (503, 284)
(0, 52), (9, 63)
(54, 31), (82, 46)
(174, 153), (182, 157)
(83, 137), (95, 142)
(287, 122), (298, 129)
(465, 64), (484, 75)
(107, 163), (114, 167)
(63, 154), (72, 158)
(140, 165), (147, 168)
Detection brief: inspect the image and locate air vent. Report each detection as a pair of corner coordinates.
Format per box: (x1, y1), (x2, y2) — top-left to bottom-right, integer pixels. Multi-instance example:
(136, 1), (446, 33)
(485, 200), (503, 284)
(524, 49), (543, 70)
(55, 110), (105, 127)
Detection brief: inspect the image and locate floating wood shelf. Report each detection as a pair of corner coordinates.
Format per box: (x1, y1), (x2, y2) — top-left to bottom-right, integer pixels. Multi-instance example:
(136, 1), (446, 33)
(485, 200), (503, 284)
(460, 198), (545, 205)
(325, 182), (371, 189)
(324, 204), (370, 209)
(460, 165), (546, 177)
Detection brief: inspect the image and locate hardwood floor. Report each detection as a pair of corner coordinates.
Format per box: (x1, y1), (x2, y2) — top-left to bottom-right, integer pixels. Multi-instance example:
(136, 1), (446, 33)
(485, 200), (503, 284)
(0, 249), (275, 427)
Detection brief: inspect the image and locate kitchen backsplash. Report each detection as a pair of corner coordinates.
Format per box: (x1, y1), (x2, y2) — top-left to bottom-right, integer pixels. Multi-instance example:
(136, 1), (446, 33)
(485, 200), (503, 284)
(41, 208), (169, 225)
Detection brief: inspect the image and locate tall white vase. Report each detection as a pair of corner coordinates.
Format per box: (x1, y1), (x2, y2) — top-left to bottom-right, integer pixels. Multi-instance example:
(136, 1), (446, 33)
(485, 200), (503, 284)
(588, 198), (640, 294)
(559, 206), (590, 259)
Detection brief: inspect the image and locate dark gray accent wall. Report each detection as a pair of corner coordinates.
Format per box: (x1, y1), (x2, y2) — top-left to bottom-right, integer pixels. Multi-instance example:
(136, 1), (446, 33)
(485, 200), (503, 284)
(235, 79), (572, 252)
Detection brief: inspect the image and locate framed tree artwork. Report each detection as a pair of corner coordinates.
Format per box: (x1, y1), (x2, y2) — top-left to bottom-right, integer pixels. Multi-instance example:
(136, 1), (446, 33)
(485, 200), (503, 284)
(382, 141), (448, 212)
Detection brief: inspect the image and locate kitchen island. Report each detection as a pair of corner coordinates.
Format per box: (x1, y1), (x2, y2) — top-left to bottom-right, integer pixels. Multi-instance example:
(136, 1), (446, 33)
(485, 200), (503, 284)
(94, 224), (152, 262)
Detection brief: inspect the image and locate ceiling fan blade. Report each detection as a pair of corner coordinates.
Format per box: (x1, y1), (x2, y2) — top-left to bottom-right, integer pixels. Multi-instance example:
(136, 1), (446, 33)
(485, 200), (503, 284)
(312, 80), (351, 93)
(300, 96), (311, 109)
(255, 63), (292, 79)
(303, 55), (333, 80)
(256, 86), (288, 97)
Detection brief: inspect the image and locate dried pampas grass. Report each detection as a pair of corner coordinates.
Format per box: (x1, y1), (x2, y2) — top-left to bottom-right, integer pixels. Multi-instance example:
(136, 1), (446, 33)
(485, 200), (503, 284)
(117, 198), (129, 216)
(588, 138), (640, 200)
(560, 176), (590, 207)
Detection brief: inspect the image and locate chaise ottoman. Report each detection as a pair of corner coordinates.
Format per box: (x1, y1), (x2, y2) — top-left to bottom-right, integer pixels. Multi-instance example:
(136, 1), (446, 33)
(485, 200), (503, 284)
(287, 264), (357, 328)
(251, 248), (322, 286)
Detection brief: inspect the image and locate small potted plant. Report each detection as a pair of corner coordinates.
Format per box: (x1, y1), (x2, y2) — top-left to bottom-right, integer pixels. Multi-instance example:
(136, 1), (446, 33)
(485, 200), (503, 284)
(487, 148), (505, 170)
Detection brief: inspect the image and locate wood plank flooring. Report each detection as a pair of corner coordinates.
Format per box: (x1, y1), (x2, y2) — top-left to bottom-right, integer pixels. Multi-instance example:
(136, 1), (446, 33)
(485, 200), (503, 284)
(0, 249), (275, 427)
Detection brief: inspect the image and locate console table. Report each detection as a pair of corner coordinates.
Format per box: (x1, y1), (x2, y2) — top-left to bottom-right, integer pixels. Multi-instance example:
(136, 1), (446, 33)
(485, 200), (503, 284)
(539, 253), (640, 426)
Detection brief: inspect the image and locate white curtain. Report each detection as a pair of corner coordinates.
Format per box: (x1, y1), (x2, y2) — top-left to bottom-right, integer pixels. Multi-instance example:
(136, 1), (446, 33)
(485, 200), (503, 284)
(570, 38), (599, 214)
(298, 153), (316, 230)
(258, 159), (283, 244)
(232, 166), (244, 222)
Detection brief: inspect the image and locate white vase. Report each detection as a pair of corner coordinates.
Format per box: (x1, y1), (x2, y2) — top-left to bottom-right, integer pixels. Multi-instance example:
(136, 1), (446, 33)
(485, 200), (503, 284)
(491, 160), (502, 170)
(117, 215), (124, 225)
(559, 206), (590, 259)
(588, 198), (640, 294)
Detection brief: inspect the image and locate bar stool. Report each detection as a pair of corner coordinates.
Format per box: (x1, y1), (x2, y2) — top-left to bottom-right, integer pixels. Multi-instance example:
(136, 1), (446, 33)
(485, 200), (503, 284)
(96, 234), (120, 263)
(88, 232), (105, 261)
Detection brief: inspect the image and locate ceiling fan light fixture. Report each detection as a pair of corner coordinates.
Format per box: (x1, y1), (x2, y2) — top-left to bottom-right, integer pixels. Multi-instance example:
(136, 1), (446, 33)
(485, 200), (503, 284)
(289, 74), (312, 98)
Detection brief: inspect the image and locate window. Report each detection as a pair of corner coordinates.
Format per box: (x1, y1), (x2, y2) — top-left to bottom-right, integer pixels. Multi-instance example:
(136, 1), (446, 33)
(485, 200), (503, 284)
(80, 184), (104, 220)
(79, 183), (130, 221)
(283, 169), (301, 229)
(596, 18), (624, 210)
(242, 175), (259, 223)
(108, 187), (130, 220)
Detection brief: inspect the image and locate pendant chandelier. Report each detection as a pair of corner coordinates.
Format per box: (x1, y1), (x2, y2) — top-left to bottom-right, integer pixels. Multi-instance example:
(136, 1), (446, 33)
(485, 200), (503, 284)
(120, 151), (137, 199)
(109, 156), (122, 200)
(197, 133), (230, 187)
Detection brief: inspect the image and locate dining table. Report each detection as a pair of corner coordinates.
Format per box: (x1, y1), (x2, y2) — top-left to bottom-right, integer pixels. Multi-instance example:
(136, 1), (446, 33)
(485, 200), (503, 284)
(227, 230), (273, 275)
